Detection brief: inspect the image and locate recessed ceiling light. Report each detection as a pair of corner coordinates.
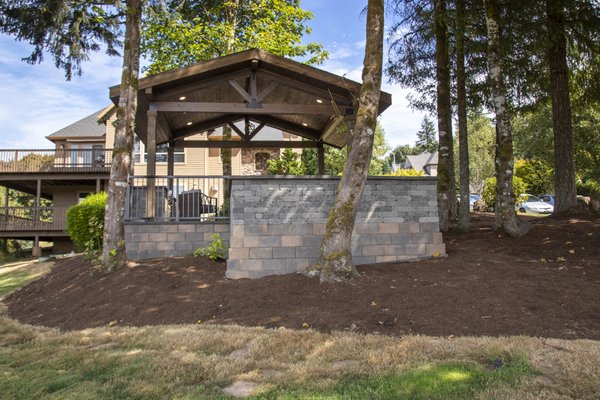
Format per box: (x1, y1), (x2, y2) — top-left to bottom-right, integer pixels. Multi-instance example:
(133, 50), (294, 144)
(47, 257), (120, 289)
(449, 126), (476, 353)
(186, 121), (193, 126)
(316, 99), (323, 103)
(302, 122), (308, 127)
(179, 96), (186, 100)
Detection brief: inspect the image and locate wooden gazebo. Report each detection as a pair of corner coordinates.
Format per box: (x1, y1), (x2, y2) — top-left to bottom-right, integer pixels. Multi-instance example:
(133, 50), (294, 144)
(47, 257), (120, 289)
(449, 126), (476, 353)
(110, 48), (392, 176)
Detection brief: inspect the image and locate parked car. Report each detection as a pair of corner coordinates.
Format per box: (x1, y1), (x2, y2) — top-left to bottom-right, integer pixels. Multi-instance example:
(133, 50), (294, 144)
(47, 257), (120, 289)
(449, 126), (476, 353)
(469, 194), (480, 210)
(516, 194), (554, 214)
(539, 194), (555, 206)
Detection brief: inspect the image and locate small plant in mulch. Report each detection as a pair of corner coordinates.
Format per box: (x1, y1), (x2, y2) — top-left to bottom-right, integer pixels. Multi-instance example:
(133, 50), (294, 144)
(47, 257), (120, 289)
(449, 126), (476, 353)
(194, 233), (226, 261)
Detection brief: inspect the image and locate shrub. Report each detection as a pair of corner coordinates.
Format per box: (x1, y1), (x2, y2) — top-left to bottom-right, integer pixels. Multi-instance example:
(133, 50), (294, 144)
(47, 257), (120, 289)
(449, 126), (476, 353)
(194, 233), (226, 261)
(482, 176), (527, 209)
(66, 192), (106, 258)
(514, 158), (554, 195)
(576, 180), (600, 196)
(385, 168), (424, 177)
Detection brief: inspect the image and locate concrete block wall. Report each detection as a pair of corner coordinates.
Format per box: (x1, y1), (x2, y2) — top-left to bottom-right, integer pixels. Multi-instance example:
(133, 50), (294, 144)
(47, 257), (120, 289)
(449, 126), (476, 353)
(226, 176), (445, 279)
(125, 222), (229, 260)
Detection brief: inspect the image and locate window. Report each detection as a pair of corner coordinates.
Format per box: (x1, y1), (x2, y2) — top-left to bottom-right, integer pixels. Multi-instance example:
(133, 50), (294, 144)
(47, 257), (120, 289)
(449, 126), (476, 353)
(255, 152), (271, 171)
(133, 137), (184, 163)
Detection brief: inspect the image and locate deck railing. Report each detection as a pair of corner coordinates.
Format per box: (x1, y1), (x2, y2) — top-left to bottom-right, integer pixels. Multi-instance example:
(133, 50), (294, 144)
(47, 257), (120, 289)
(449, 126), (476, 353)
(126, 176), (231, 222)
(0, 148), (113, 173)
(0, 206), (69, 232)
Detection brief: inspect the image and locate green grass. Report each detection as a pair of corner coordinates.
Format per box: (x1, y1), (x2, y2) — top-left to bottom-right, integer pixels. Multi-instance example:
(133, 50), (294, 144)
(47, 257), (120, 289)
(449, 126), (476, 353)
(1, 259), (599, 399)
(0, 261), (52, 298)
(257, 359), (533, 400)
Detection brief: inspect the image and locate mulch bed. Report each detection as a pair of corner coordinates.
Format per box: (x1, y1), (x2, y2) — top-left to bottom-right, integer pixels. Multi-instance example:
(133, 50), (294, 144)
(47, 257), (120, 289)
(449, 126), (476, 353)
(4, 213), (600, 339)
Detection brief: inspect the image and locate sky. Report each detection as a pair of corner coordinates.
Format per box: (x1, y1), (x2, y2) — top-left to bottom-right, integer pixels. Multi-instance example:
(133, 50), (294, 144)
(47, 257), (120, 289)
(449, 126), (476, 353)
(0, 1), (427, 150)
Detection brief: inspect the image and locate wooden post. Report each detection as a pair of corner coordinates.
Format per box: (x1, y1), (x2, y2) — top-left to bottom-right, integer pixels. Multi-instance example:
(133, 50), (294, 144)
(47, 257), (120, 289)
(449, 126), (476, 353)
(96, 179), (101, 193)
(35, 179), (41, 223)
(317, 142), (325, 175)
(32, 235), (41, 257)
(3, 186), (8, 222)
(146, 111), (157, 219)
(167, 141), (175, 202)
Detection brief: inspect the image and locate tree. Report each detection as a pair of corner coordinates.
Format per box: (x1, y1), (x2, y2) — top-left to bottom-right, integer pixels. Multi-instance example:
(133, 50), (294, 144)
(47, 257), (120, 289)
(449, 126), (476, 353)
(267, 148), (304, 175)
(142, 0), (327, 75)
(434, 0), (456, 231)
(483, 0), (529, 237)
(545, 0), (577, 214)
(306, 0), (384, 282)
(101, 0), (142, 270)
(455, 0), (470, 232)
(414, 116), (438, 153)
(0, 0), (120, 80)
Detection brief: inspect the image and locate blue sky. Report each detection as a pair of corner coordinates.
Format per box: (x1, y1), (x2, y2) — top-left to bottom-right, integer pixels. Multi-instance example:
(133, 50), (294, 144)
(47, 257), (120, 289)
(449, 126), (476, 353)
(0, 1), (426, 150)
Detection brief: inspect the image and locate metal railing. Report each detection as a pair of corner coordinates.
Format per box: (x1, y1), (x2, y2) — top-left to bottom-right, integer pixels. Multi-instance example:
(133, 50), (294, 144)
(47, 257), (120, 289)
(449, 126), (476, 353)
(0, 206), (69, 232)
(0, 148), (113, 173)
(125, 176), (231, 222)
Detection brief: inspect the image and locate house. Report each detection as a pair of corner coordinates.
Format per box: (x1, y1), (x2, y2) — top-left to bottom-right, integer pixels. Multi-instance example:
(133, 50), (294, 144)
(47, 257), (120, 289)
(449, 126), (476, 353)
(0, 104), (302, 255)
(404, 151), (438, 176)
(0, 49), (447, 279)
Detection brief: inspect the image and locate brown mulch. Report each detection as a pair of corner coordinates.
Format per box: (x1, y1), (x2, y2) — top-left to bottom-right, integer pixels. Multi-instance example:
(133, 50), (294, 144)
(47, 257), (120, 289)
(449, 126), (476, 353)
(4, 213), (600, 339)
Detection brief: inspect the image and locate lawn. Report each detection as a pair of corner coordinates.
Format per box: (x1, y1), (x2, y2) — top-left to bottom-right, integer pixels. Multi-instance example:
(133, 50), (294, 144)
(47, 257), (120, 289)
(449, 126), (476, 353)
(1, 258), (600, 399)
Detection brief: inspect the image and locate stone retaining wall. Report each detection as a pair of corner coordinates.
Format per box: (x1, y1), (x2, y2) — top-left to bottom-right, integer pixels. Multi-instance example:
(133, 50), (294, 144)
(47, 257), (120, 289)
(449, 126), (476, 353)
(226, 176), (445, 279)
(125, 222), (229, 260)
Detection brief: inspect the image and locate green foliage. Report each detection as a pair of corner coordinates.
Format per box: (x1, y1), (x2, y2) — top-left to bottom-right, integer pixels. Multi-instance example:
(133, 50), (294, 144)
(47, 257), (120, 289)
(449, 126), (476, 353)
(0, 0), (121, 79)
(193, 233), (226, 261)
(367, 124), (391, 175)
(66, 192), (106, 259)
(267, 148), (304, 175)
(514, 159), (554, 195)
(576, 180), (600, 196)
(385, 169), (425, 177)
(415, 116), (438, 153)
(482, 176), (527, 209)
(142, 0), (328, 75)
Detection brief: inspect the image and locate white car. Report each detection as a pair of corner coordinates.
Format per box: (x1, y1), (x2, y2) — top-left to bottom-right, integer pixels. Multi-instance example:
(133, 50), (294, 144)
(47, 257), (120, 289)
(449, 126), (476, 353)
(516, 194), (554, 214)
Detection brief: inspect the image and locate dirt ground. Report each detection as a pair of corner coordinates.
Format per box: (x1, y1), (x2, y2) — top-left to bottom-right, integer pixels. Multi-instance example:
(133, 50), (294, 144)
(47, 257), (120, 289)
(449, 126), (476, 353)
(4, 213), (600, 339)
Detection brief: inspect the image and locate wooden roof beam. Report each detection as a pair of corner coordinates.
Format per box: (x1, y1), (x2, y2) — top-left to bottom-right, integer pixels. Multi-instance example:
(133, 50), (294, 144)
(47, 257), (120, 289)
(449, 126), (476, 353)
(175, 140), (323, 149)
(171, 114), (245, 141)
(251, 115), (322, 141)
(149, 101), (354, 115)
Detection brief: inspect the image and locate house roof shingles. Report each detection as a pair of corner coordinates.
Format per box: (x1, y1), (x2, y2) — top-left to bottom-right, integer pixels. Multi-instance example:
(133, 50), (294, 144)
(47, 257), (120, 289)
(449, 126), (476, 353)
(47, 109), (106, 139)
(405, 151), (438, 172)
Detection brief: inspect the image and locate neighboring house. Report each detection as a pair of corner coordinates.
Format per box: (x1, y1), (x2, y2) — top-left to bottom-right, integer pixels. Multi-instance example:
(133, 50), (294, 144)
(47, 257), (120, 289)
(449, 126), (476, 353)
(404, 151), (438, 176)
(0, 106), (300, 255)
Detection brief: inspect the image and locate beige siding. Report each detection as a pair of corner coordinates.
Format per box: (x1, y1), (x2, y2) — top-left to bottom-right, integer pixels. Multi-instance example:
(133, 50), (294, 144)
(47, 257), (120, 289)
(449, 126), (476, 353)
(52, 186), (98, 207)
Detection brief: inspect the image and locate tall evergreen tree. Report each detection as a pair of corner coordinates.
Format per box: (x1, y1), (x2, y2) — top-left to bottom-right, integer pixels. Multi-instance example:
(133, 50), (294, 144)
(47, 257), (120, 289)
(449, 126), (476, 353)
(434, 0), (456, 231)
(483, 0), (530, 237)
(415, 116), (438, 153)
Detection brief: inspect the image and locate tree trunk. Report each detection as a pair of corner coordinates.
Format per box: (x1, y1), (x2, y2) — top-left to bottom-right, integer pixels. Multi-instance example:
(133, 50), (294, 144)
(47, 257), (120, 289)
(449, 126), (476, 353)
(101, 0), (142, 271)
(546, 0), (578, 214)
(306, 0), (384, 282)
(220, 0), (238, 190)
(434, 0), (456, 231)
(455, 0), (470, 232)
(484, 0), (530, 237)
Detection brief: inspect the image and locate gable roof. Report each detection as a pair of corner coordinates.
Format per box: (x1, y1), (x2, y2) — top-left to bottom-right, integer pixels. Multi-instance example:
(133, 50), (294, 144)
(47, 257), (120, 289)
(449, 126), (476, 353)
(46, 109), (106, 140)
(405, 151), (438, 172)
(109, 48), (392, 149)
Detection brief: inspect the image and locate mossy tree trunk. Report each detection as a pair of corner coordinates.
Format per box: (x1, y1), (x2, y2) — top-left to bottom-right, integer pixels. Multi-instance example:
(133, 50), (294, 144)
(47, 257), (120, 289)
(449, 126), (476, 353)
(101, 0), (142, 271)
(484, 0), (530, 237)
(546, 0), (578, 215)
(455, 0), (470, 232)
(306, 0), (384, 282)
(434, 0), (456, 232)
(221, 0), (238, 194)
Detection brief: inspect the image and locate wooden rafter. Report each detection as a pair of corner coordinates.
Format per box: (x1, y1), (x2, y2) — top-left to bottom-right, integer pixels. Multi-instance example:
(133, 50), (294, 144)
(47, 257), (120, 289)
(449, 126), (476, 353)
(175, 140), (323, 149)
(149, 101), (353, 115)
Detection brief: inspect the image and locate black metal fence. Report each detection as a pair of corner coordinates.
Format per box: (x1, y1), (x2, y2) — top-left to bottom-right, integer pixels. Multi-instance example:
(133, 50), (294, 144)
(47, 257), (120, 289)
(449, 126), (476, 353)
(125, 176), (231, 222)
(0, 148), (113, 173)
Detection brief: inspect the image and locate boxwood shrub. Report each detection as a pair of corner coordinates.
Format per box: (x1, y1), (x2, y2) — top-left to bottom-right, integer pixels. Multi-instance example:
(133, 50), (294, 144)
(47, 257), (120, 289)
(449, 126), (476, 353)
(66, 192), (106, 256)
